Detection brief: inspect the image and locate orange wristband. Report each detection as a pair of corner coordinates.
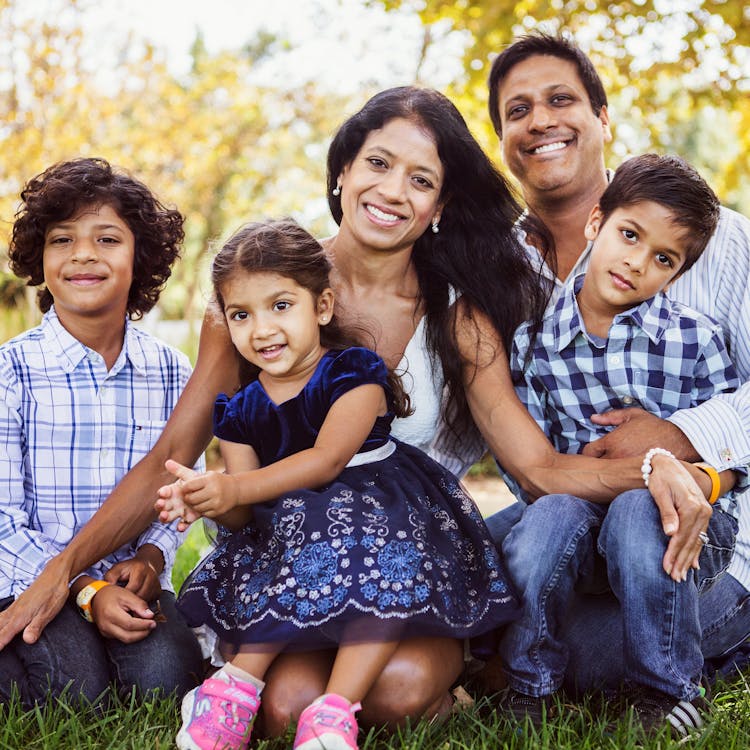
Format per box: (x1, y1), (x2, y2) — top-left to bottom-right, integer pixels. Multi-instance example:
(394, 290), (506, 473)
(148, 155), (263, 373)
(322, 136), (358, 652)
(75, 580), (111, 622)
(694, 462), (721, 505)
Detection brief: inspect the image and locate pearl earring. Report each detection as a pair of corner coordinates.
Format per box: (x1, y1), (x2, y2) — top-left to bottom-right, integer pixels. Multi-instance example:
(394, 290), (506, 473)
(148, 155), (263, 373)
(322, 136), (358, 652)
(332, 184), (341, 197)
(431, 220), (440, 234)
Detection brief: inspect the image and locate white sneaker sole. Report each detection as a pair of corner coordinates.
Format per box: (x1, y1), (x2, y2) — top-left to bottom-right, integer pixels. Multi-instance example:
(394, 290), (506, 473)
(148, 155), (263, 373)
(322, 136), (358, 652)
(176, 687), (202, 750)
(295, 733), (357, 750)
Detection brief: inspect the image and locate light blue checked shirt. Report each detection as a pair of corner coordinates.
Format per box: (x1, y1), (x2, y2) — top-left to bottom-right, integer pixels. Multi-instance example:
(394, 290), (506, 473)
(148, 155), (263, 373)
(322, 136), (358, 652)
(519, 204), (750, 587)
(0, 308), (193, 598)
(511, 275), (739, 508)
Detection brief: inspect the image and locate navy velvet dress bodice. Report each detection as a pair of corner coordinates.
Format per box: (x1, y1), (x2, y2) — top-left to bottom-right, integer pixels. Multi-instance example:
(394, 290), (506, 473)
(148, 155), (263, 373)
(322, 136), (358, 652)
(178, 346), (519, 651)
(213, 348), (392, 465)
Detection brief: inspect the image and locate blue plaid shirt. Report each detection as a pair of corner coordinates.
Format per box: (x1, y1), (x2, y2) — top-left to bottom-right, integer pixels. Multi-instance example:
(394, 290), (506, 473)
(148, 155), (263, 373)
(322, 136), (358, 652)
(0, 308), (193, 598)
(510, 274), (740, 512)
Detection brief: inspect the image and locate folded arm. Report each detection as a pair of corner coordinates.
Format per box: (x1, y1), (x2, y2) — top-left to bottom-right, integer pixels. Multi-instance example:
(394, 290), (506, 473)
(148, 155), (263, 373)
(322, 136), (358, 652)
(456, 304), (717, 580)
(161, 384), (386, 520)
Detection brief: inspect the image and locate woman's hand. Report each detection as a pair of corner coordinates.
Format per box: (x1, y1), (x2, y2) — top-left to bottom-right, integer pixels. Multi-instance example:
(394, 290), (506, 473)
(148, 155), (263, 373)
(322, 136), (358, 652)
(647, 454), (713, 582)
(0, 555), (72, 647)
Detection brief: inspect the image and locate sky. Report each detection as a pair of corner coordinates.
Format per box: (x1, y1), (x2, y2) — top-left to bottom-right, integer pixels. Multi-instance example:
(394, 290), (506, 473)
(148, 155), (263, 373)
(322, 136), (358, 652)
(75, 0), (468, 93)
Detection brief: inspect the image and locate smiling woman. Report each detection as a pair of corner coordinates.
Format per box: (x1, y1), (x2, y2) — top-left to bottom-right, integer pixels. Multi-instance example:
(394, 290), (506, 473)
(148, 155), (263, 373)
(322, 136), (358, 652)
(334, 117), (445, 257)
(0, 89), (547, 740)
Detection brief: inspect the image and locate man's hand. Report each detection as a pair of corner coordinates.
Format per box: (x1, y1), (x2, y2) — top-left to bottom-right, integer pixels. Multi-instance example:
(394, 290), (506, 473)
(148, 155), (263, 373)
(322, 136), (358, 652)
(90, 585), (156, 642)
(647, 454), (712, 581)
(582, 408), (701, 461)
(0, 556), (71, 648)
(104, 556), (162, 602)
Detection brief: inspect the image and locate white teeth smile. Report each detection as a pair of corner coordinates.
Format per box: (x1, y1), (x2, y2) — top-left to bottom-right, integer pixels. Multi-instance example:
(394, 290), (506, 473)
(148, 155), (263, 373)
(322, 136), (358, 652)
(366, 204), (401, 222)
(532, 141), (567, 154)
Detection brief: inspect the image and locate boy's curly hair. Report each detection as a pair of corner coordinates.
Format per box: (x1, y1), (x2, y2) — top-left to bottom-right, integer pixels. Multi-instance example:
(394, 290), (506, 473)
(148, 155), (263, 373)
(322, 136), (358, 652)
(9, 157), (184, 318)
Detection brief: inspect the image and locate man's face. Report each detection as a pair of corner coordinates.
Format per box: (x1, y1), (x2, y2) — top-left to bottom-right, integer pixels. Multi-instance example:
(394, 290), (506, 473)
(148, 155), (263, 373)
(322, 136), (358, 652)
(494, 54), (611, 205)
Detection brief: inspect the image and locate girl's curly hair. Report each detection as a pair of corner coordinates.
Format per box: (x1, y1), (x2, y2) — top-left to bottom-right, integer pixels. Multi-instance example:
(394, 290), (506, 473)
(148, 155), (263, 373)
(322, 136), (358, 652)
(9, 157), (184, 318)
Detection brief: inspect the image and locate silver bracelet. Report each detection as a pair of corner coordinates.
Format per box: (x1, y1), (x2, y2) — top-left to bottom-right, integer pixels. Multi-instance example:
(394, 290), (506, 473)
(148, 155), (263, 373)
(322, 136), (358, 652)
(641, 447), (676, 488)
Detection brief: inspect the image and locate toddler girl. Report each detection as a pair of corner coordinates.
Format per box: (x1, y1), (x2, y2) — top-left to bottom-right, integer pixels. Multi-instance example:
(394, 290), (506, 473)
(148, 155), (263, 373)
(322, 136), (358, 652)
(158, 219), (518, 750)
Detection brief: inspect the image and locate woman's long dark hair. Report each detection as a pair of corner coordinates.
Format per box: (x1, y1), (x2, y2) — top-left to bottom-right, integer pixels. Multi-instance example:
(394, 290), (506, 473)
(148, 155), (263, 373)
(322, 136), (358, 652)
(211, 218), (411, 417)
(327, 87), (550, 456)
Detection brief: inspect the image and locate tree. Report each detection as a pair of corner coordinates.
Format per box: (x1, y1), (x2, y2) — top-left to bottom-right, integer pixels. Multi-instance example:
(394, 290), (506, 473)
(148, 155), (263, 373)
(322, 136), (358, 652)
(0, 0), (350, 336)
(385, 0), (749, 212)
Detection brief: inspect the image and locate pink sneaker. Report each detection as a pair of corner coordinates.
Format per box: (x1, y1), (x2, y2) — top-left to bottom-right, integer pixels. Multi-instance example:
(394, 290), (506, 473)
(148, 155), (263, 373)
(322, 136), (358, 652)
(176, 674), (260, 750)
(294, 693), (362, 750)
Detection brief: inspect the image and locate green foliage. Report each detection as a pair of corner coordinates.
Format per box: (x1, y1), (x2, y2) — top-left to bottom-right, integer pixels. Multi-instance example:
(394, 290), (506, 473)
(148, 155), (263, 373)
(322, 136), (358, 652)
(2, 675), (749, 748)
(387, 0), (750, 213)
(171, 520), (213, 593)
(0, 0), (349, 334)
(466, 452), (500, 478)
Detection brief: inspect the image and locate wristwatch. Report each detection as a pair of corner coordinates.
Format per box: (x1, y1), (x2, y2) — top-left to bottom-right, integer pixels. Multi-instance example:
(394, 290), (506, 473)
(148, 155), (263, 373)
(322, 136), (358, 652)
(75, 580), (111, 622)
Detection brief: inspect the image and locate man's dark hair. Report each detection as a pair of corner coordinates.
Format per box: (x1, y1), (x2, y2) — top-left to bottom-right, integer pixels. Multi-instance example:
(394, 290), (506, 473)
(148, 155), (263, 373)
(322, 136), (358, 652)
(9, 157), (183, 318)
(599, 153), (720, 274)
(488, 33), (608, 137)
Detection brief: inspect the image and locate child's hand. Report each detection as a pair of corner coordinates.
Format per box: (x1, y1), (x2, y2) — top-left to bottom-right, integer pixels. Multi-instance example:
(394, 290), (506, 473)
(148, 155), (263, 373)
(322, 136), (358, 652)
(155, 462), (202, 529)
(90, 585), (157, 643)
(163, 459), (242, 519)
(105, 558), (161, 602)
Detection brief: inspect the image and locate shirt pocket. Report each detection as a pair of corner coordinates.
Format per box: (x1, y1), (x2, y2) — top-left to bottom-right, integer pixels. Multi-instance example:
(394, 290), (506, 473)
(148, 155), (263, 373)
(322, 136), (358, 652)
(127, 419), (169, 463)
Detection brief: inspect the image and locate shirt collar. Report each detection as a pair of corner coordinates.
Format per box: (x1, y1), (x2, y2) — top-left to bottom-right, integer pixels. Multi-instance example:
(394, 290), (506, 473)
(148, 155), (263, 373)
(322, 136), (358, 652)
(41, 307), (147, 375)
(552, 271), (674, 351)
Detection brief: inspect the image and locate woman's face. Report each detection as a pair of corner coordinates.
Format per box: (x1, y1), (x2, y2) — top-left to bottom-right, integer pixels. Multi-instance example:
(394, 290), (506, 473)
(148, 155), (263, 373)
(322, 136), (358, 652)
(337, 117), (445, 254)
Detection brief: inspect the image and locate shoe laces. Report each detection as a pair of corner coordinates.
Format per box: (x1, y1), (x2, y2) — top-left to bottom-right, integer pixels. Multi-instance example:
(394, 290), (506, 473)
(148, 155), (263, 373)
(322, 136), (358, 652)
(197, 678), (259, 737)
(308, 701), (361, 735)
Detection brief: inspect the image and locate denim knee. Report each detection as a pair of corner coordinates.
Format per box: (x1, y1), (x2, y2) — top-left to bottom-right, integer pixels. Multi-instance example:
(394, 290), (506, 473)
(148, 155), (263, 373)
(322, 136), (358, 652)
(599, 489), (665, 575)
(0, 601), (110, 708)
(106, 593), (203, 699)
(503, 494), (604, 589)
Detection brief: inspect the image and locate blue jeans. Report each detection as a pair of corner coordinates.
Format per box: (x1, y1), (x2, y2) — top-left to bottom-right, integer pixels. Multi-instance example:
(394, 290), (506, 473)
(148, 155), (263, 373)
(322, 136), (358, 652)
(0, 592), (203, 709)
(489, 490), (737, 701)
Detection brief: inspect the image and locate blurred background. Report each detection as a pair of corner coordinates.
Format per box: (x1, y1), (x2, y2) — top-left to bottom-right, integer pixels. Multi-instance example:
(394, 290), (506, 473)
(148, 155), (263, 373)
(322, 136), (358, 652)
(3, 0), (747, 584)
(1, 0), (748, 348)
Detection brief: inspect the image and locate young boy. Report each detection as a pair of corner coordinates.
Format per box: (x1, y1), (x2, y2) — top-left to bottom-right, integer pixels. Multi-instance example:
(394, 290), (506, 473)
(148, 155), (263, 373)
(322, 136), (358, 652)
(0, 158), (203, 707)
(498, 154), (741, 736)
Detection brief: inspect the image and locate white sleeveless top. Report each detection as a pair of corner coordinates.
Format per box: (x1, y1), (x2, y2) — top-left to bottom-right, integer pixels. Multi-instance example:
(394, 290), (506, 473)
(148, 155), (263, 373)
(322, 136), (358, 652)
(390, 313), (484, 478)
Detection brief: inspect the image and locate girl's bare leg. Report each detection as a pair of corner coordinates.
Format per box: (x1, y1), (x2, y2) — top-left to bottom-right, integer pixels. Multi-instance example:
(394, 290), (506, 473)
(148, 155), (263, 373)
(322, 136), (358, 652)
(326, 640), (400, 704)
(258, 637), (463, 736)
(258, 649), (335, 736)
(359, 636), (463, 729)
(230, 646), (282, 682)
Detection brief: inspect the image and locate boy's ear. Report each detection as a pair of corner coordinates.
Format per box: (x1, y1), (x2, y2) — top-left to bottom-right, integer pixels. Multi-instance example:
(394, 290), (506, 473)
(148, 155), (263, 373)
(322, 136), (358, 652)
(584, 205), (603, 241)
(317, 288), (334, 326)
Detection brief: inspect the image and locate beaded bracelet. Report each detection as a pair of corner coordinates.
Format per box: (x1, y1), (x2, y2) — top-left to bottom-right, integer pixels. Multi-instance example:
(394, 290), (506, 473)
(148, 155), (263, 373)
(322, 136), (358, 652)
(641, 447), (676, 488)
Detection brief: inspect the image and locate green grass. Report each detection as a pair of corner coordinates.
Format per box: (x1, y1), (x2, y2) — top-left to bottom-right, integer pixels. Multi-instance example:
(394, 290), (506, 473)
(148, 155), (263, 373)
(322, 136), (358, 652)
(2, 677), (749, 749)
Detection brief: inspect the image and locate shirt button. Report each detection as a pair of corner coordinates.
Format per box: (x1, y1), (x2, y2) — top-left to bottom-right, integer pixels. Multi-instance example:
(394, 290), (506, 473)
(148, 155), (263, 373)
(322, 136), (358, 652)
(720, 448), (734, 462)
(610, 355), (621, 365)
(622, 396), (634, 405)
(101, 448), (109, 457)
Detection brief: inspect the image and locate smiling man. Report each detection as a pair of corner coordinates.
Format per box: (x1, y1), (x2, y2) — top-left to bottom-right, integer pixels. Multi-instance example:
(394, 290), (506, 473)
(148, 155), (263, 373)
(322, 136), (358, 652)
(484, 32), (750, 736)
